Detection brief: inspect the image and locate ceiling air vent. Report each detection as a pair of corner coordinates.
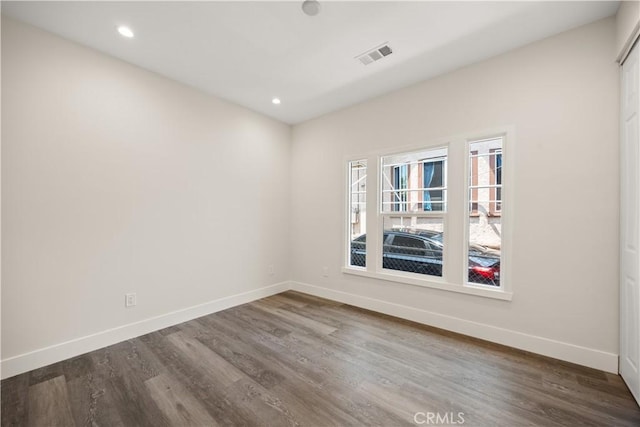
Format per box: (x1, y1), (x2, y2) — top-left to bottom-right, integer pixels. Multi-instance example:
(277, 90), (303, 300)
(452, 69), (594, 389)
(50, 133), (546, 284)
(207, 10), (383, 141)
(356, 43), (393, 65)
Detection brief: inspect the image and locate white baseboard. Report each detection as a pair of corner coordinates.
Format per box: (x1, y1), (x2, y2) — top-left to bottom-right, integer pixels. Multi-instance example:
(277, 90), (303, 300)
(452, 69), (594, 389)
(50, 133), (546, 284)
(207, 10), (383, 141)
(1, 282), (290, 379)
(290, 281), (619, 374)
(2, 280), (619, 379)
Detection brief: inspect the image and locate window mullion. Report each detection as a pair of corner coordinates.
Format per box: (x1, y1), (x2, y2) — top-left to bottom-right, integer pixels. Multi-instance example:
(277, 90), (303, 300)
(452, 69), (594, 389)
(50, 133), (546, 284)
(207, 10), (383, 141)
(445, 140), (466, 285)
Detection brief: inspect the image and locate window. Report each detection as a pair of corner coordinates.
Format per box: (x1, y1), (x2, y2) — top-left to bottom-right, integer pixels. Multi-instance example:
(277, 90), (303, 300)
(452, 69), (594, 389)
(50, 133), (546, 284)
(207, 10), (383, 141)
(348, 160), (367, 268)
(344, 130), (510, 300)
(381, 148), (447, 277)
(467, 138), (503, 287)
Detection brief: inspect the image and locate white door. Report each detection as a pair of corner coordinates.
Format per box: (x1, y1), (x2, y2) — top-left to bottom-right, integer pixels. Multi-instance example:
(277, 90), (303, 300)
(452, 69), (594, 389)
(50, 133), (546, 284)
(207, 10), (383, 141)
(621, 40), (640, 405)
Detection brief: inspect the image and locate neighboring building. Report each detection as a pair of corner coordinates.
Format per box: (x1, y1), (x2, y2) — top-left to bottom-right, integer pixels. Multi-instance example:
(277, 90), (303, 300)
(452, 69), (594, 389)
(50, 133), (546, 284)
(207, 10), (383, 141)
(351, 139), (502, 250)
(469, 138), (502, 249)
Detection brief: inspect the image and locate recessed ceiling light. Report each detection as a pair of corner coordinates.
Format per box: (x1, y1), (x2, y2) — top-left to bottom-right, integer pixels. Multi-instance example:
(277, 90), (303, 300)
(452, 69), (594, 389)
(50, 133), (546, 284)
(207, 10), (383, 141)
(272, 98), (281, 105)
(302, 0), (321, 16)
(117, 26), (134, 38)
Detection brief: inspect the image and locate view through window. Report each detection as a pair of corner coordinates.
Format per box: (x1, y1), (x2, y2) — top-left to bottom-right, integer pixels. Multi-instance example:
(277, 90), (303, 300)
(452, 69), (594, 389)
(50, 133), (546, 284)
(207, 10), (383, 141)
(346, 134), (507, 293)
(380, 147), (447, 277)
(467, 138), (503, 286)
(348, 160), (367, 268)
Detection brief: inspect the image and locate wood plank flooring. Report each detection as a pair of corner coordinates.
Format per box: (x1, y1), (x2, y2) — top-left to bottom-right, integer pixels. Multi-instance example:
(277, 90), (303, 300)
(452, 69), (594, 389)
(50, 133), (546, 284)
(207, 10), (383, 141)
(2, 291), (640, 426)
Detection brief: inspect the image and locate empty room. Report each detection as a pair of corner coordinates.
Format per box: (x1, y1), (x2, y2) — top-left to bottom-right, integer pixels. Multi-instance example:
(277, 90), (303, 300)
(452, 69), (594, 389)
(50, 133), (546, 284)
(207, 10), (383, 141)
(2, 1), (640, 426)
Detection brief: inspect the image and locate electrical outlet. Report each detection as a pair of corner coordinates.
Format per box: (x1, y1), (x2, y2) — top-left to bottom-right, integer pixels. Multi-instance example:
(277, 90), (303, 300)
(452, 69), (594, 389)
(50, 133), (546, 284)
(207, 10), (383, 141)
(125, 293), (137, 308)
(322, 266), (329, 277)
(268, 264), (275, 275)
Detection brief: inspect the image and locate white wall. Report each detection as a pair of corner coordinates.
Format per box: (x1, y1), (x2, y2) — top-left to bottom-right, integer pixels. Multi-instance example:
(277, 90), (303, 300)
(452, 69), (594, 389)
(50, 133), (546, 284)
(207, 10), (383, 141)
(0, 14), (623, 377)
(1, 18), (291, 374)
(290, 17), (619, 371)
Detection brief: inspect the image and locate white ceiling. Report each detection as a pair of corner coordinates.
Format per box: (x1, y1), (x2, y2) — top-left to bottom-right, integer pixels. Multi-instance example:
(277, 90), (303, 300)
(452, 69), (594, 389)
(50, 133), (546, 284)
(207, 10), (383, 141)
(2, 1), (619, 124)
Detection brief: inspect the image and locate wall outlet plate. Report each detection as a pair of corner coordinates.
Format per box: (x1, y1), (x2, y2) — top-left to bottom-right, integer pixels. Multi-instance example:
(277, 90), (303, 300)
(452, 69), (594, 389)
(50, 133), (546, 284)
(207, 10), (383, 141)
(125, 293), (137, 307)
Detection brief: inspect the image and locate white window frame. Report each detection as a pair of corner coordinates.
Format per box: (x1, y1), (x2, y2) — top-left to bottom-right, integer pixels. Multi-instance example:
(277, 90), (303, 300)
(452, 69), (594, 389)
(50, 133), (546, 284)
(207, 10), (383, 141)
(343, 127), (514, 301)
(379, 147), (449, 281)
(464, 136), (508, 292)
(346, 159), (368, 270)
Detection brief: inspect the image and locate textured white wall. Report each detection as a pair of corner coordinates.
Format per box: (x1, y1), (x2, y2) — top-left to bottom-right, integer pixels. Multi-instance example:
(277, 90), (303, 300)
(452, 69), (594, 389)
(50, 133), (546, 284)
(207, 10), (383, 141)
(1, 18), (291, 361)
(291, 18), (619, 362)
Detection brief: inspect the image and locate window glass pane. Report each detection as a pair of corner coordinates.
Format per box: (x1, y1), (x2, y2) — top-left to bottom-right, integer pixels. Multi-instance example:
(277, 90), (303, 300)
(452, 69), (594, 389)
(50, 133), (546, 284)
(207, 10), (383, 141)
(468, 138), (502, 286)
(424, 160), (444, 211)
(381, 148), (447, 213)
(382, 216), (444, 277)
(348, 160), (367, 267)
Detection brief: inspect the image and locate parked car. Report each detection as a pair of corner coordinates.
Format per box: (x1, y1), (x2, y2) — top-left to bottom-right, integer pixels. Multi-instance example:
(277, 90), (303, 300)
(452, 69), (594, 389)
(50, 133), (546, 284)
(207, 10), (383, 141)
(350, 230), (500, 286)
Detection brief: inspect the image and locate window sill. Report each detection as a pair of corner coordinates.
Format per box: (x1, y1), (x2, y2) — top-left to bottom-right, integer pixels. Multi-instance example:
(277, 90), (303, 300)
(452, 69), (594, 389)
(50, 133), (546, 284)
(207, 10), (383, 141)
(341, 267), (513, 301)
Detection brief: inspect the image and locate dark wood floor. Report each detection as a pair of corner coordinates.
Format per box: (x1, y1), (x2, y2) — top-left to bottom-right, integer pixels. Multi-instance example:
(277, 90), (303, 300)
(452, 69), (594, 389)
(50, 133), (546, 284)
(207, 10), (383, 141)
(2, 291), (639, 426)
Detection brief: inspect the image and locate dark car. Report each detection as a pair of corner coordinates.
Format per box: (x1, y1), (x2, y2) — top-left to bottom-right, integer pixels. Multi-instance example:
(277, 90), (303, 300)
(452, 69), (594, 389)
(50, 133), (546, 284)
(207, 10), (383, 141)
(350, 229), (500, 286)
